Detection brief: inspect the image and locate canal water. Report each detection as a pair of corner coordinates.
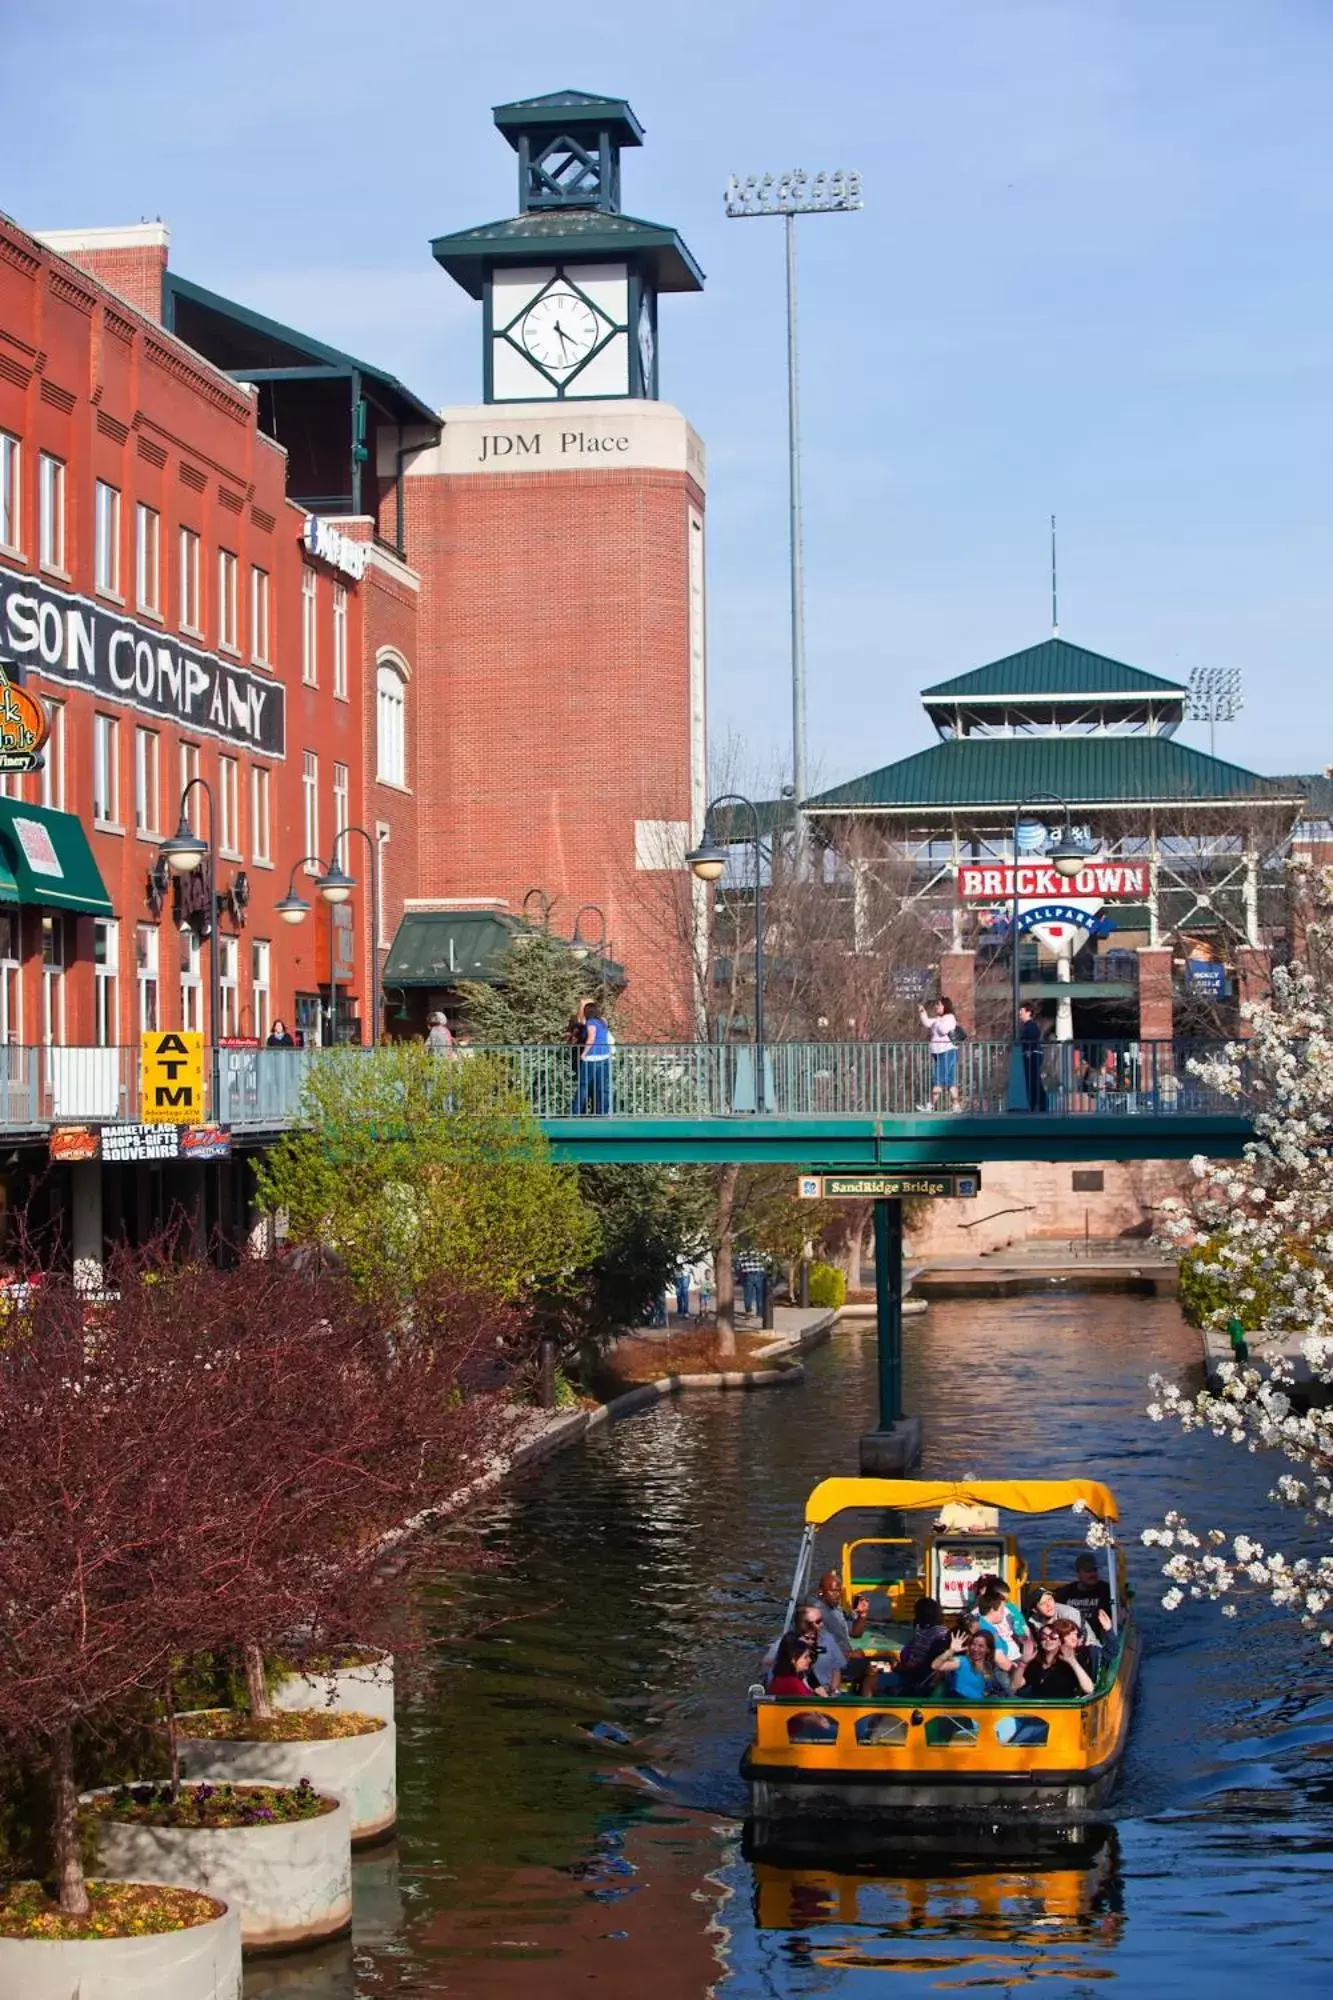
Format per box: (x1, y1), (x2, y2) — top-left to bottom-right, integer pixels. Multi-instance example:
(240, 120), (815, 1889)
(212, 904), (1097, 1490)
(248, 1297), (1333, 1998)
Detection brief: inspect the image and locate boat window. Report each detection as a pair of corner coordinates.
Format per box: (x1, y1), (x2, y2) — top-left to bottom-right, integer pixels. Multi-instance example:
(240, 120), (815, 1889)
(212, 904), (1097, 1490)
(844, 1538), (919, 1620)
(923, 1714), (980, 1747)
(995, 1714), (1051, 1747)
(786, 1710), (839, 1745)
(855, 1713), (909, 1746)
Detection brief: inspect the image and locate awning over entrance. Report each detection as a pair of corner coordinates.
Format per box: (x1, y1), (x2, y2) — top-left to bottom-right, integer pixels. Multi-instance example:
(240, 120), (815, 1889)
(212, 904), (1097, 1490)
(383, 910), (521, 988)
(0, 801), (114, 915)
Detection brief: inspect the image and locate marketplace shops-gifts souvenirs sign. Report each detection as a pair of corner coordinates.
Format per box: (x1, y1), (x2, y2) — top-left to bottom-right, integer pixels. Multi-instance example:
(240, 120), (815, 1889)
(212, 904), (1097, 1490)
(49, 1122), (232, 1164)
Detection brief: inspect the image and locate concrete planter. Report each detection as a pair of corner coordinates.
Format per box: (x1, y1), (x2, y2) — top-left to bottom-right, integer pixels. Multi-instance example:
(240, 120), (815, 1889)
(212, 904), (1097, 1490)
(89, 1788), (352, 1953)
(0, 1891), (241, 1998)
(273, 1651), (394, 1723)
(177, 1713), (396, 1846)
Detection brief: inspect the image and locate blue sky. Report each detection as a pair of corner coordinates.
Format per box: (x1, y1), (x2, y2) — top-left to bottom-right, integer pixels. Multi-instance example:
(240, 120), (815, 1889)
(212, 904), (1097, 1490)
(11, 0), (1332, 786)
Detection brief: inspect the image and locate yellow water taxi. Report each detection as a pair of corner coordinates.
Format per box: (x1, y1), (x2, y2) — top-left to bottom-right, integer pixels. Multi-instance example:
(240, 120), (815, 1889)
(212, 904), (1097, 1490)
(743, 1478), (1138, 1825)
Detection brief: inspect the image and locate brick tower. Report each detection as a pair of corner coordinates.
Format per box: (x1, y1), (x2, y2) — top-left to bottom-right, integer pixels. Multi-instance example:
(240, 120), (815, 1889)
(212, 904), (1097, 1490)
(394, 91), (706, 1027)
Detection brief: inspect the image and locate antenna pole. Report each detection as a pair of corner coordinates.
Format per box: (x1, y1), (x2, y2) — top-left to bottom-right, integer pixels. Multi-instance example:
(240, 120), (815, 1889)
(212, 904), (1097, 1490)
(1050, 514), (1059, 636)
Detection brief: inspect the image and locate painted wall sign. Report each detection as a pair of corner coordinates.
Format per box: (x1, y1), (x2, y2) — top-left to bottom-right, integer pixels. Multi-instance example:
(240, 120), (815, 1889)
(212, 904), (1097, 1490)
(303, 515), (367, 581)
(0, 673), (50, 774)
(799, 1171), (982, 1200)
(139, 1030), (205, 1125)
(957, 863), (1149, 901)
(0, 573), (285, 756)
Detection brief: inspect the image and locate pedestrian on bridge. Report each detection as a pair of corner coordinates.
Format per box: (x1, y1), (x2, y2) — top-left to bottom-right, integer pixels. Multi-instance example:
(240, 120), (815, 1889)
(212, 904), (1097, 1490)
(920, 995), (961, 1112)
(572, 1003), (613, 1115)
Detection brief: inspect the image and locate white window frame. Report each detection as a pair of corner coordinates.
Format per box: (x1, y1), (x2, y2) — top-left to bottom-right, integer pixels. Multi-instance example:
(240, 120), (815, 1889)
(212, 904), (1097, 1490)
(134, 726), (160, 835)
(250, 765), (271, 865)
(135, 502), (161, 614)
(135, 923), (160, 1034)
(93, 713), (120, 826)
(218, 934), (239, 1038)
(375, 822), (390, 947)
(0, 433), (19, 554)
(0, 912), (21, 1046)
(250, 565), (270, 665)
(251, 939), (271, 1043)
(94, 479), (121, 596)
(302, 751), (319, 875)
(41, 914), (65, 1047)
(332, 583), (348, 700)
(333, 760), (349, 845)
(179, 741), (200, 830)
(218, 548), (239, 652)
(302, 568), (318, 684)
(38, 452), (65, 571)
(40, 699), (64, 809)
(179, 526), (201, 634)
(218, 754), (240, 857)
(375, 656), (407, 788)
(94, 919), (119, 1048)
(180, 930), (203, 1034)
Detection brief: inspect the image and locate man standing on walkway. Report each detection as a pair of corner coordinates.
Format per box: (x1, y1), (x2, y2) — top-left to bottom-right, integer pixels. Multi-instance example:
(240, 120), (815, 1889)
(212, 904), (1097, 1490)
(736, 1245), (767, 1320)
(573, 1002), (614, 1115)
(1018, 1003), (1048, 1112)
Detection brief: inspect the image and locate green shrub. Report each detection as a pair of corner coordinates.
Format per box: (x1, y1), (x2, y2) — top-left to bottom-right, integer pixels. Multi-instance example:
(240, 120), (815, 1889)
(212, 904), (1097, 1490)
(807, 1262), (847, 1310)
(1176, 1234), (1307, 1332)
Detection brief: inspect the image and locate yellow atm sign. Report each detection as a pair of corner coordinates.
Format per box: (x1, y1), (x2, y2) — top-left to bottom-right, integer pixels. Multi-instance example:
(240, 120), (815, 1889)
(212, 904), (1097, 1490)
(140, 1031), (205, 1124)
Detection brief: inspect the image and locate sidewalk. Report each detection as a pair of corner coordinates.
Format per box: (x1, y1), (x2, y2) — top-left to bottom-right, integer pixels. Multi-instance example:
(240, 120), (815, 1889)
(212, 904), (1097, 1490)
(911, 1243), (1177, 1297)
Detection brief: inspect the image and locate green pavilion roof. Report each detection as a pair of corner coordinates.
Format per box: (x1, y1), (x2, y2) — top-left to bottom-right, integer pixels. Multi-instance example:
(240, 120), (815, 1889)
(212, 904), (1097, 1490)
(492, 89), (645, 149)
(808, 736), (1307, 816)
(921, 639), (1187, 704)
(430, 209), (705, 297)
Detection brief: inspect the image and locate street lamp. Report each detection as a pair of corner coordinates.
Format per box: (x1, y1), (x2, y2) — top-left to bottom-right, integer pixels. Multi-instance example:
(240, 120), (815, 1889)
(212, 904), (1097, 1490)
(321, 827), (383, 1045)
(275, 855), (331, 1044)
(521, 887), (554, 930)
(688, 793), (766, 1112)
(1007, 793), (1092, 1111)
(724, 168), (862, 868)
(158, 778), (220, 1105)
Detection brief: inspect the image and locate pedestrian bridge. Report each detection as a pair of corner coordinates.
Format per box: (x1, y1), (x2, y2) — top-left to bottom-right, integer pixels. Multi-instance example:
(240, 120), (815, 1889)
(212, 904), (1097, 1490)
(14, 1038), (1251, 1167)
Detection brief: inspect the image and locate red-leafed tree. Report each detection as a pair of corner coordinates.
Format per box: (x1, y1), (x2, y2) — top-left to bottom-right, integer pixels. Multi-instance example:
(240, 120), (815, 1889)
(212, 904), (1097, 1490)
(0, 1245), (510, 1916)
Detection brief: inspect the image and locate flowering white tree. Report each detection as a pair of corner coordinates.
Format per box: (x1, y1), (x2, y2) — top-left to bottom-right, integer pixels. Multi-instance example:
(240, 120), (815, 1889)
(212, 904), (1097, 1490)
(1142, 862), (1333, 1647)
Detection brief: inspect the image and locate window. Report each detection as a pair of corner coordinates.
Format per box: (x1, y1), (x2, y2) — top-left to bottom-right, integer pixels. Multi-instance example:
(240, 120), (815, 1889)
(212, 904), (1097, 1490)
(180, 931), (202, 1033)
(135, 503), (160, 613)
(179, 742), (200, 830)
(332, 583), (348, 699)
(302, 752), (319, 873)
(333, 761), (349, 844)
(375, 822), (390, 947)
(0, 912), (20, 1045)
(252, 940), (271, 1043)
(134, 727), (159, 834)
(40, 700), (64, 809)
(301, 568), (318, 684)
(0, 434), (19, 552)
(250, 565), (270, 664)
(94, 480), (121, 595)
(376, 659), (406, 787)
(94, 919), (119, 1047)
(179, 526), (200, 632)
(218, 935), (238, 1038)
(41, 915), (65, 1046)
(218, 549), (239, 651)
(136, 924), (159, 1033)
(219, 755), (239, 855)
(93, 713), (120, 824)
(251, 765), (271, 864)
(39, 453), (65, 570)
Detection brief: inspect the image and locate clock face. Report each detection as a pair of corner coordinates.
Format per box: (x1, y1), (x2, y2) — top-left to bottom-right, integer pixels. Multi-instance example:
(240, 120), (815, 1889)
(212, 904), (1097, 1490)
(637, 297), (655, 389)
(520, 290), (600, 373)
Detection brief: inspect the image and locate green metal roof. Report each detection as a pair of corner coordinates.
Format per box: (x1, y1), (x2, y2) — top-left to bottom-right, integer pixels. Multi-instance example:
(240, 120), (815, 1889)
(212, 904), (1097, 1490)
(0, 800), (113, 915)
(808, 736), (1307, 815)
(430, 209), (704, 297)
(493, 89), (645, 148)
(383, 911), (521, 988)
(921, 639), (1187, 703)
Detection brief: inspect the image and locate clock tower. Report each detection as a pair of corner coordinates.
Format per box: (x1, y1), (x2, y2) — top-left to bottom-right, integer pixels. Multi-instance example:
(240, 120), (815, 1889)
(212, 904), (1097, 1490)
(430, 89), (703, 401)
(396, 91), (707, 1030)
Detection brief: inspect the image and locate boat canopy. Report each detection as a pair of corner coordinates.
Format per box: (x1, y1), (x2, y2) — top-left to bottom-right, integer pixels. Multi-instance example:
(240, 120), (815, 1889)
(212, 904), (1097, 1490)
(804, 1478), (1119, 1526)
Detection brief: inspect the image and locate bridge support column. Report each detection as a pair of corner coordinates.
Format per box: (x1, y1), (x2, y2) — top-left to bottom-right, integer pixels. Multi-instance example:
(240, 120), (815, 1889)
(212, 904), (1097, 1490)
(859, 1197), (922, 1474)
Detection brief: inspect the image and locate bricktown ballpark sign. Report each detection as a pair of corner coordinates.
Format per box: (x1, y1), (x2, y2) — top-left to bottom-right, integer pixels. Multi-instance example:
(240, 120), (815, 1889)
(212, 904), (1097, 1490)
(957, 862), (1149, 901)
(0, 573), (285, 757)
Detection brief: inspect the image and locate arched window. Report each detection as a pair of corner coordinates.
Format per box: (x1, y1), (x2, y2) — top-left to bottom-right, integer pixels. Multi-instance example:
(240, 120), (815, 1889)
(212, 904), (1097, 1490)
(376, 655), (407, 787)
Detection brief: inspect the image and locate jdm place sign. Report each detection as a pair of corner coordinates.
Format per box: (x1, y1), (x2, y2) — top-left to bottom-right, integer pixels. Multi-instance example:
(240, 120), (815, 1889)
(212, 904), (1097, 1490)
(798, 1170), (982, 1200)
(957, 862), (1149, 901)
(0, 672), (50, 774)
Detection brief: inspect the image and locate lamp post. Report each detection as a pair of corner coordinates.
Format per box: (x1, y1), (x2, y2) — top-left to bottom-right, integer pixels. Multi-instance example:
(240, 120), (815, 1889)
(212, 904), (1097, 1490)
(158, 778), (221, 1106)
(687, 794), (766, 1113)
(521, 887), (554, 930)
(724, 168), (862, 869)
(274, 855), (325, 1044)
(1006, 794), (1088, 1112)
(323, 826), (381, 1046)
(570, 904), (610, 1000)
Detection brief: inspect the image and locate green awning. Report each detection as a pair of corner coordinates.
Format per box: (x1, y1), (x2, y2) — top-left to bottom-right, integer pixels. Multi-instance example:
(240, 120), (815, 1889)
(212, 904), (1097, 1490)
(383, 911), (522, 988)
(0, 800), (114, 915)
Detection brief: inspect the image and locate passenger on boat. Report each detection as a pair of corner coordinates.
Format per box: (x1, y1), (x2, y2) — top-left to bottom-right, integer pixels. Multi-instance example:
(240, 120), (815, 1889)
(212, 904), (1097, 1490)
(816, 1570), (869, 1655)
(933, 1627), (1007, 1699)
(1022, 1582), (1108, 1649)
(1056, 1554), (1115, 1627)
(1011, 1618), (1096, 1700)
(974, 1582), (1031, 1670)
(767, 1632), (823, 1700)
(762, 1605), (842, 1693)
(875, 1596), (950, 1694)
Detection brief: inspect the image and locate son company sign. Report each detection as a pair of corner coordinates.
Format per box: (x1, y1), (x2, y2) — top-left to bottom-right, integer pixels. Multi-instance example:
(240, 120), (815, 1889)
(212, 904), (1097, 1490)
(0, 572), (284, 757)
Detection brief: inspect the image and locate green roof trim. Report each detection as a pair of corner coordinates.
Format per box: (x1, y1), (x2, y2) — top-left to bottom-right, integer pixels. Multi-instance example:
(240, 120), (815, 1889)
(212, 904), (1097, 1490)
(921, 639), (1187, 703)
(808, 737), (1307, 815)
(430, 210), (704, 297)
(493, 89), (645, 148)
(0, 800), (113, 915)
(161, 273), (439, 430)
